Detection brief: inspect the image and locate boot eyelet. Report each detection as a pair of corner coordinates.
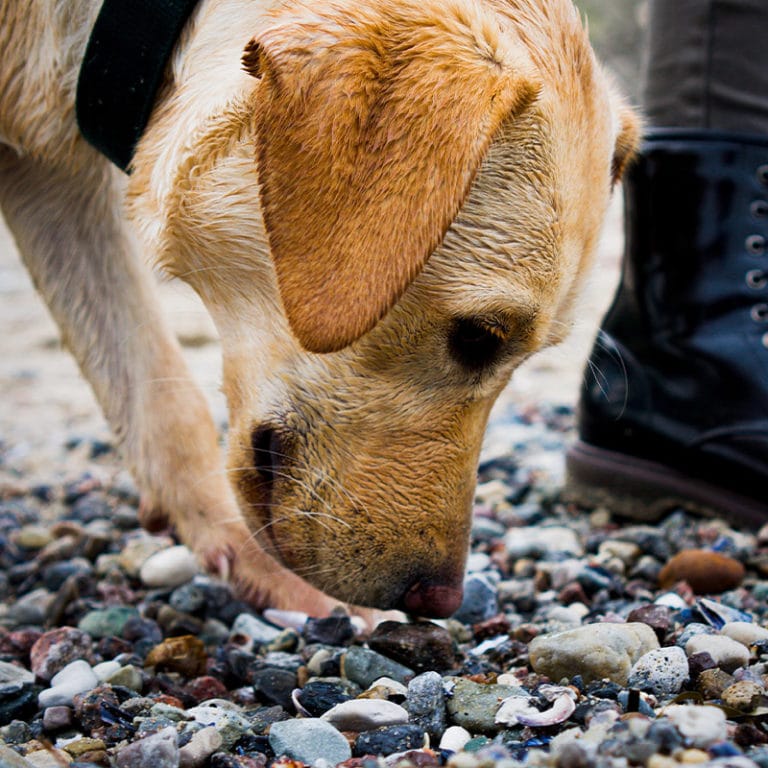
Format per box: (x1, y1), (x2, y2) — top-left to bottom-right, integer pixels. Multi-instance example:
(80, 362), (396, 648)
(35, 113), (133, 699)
(747, 269), (768, 289)
(751, 200), (768, 218)
(751, 303), (768, 322)
(746, 235), (767, 255)
(758, 165), (768, 185)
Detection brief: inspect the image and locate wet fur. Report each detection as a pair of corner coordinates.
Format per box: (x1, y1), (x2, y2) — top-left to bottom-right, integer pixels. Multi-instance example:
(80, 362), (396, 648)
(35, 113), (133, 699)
(0, 0), (638, 615)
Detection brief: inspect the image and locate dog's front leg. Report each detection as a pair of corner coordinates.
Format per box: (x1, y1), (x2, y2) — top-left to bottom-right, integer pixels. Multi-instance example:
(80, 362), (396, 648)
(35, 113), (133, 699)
(0, 147), (353, 615)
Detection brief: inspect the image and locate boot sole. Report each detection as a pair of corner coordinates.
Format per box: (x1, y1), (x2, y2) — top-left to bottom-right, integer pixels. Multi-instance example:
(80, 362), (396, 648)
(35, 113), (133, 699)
(564, 440), (768, 529)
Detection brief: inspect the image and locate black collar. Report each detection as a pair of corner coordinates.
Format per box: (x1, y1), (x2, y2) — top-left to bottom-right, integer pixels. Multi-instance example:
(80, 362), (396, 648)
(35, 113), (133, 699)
(76, 0), (201, 172)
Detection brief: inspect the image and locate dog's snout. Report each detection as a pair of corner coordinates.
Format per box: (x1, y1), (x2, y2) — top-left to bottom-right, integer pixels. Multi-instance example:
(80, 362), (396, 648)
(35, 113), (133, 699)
(401, 580), (464, 619)
(251, 425), (284, 486)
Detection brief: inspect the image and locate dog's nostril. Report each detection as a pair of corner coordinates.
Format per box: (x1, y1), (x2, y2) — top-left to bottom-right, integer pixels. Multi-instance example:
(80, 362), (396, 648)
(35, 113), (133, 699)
(251, 426), (283, 485)
(402, 581), (464, 618)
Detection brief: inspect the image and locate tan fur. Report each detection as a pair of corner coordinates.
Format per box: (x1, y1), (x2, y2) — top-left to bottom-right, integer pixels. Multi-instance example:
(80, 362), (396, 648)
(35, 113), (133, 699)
(1, 0), (639, 616)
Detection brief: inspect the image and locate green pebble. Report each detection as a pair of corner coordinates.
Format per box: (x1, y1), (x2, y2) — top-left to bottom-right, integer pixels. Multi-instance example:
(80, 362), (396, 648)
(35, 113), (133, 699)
(78, 606), (139, 638)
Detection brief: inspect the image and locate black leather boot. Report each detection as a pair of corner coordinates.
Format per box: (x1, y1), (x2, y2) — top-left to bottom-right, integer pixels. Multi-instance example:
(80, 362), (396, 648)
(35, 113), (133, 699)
(565, 130), (768, 528)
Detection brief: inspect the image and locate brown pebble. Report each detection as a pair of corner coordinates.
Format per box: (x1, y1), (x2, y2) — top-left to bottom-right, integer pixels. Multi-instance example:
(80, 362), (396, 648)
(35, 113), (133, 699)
(734, 722), (768, 748)
(368, 621), (457, 673)
(145, 635), (207, 677)
(721, 680), (764, 712)
(687, 651), (717, 681)
(62, 738), (106, 757)
(626, 605), (672, 641)
(658, 550), (745, 594)
(697, 668), (735, 700)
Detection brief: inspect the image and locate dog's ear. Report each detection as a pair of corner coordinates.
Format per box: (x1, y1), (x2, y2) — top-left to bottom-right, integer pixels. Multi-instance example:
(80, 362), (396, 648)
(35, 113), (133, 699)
(245, 4), (538, 353)
(611, 101), (642, 186)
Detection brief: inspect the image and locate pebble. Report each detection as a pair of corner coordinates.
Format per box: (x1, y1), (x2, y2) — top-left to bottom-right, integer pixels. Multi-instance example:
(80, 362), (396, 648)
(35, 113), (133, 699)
(407, 671), (446, 739)
(145, 635), (208, 677)
(722, 681), (764, 712)
(627, 646), (689, 696)
(140, 545), (199, 588)
(29, 627), (93, 682)
(368, 621), (457, 673)
(439, 725), (472, 753)
(698, 668), (736, 699)
(722, 621), (768, 647)
(321, 698), (409, 731)
(268, 718), (352, 765)
(444, 679), (526, 735)
(452, 574), (498, 625)
(664, 704), (728, 748)
(504, 525), (583, 559)
(179, 725), (223, 768)
(354, 724), (426, 756)
(342, 646), (414, 688)
(114, 725), (180, 768)
(658, 549), (746, 594)
(78, 606), (139, 638)
(685, 634), (751, 672)
(0, 660), (33, 686)
(529, 622), (659, 685)
(38, 659), (98, 707)
(0, 743), (33, 767)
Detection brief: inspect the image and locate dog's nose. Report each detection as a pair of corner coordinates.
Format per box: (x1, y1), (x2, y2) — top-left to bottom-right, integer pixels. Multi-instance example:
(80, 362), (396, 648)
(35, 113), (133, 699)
(401, 581), (464, 618)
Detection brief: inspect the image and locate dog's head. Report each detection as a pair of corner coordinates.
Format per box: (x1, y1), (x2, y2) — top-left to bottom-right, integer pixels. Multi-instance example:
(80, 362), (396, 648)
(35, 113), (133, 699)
(131, 0), (639, 616)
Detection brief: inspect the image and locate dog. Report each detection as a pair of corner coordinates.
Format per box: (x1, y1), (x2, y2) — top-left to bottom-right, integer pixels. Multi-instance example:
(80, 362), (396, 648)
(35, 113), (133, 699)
(0, 0), (638, 618)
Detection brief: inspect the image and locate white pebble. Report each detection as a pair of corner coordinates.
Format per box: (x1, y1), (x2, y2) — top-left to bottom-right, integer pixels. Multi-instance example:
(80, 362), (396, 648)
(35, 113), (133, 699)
(685, 634), (750, 672)
(439, 725), (472, 753)
(627, 646), (689, 696)
(505, 526), (583, 558)
(93, 660), (121, 682)
(321, 699), (409, 731)
(140, 545), (199, 588)
(368, 678), (408, 697)
(38, 660), (98, 707)
(721, 621), (768, 647)
(664, 704), (727, 748)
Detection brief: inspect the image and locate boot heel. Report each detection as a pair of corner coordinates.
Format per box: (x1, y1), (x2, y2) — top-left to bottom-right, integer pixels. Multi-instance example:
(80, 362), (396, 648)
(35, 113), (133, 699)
(564, 440), (768, 527)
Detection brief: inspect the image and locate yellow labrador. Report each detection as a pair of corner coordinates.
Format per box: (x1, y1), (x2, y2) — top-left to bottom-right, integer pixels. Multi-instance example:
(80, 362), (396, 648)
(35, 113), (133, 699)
(0, 0), (638, 617)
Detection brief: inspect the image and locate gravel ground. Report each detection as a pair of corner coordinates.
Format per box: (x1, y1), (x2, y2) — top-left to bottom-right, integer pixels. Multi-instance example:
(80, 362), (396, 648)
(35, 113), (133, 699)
(7, 204), (768, 768)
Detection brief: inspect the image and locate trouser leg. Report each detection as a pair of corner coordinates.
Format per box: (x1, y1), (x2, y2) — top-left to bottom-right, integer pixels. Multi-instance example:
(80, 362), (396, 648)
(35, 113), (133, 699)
(644, 0), (768, 134)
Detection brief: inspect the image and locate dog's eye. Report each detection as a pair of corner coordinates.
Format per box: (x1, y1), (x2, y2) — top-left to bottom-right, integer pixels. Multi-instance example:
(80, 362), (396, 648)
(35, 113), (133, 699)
(448, 317), (506, 371)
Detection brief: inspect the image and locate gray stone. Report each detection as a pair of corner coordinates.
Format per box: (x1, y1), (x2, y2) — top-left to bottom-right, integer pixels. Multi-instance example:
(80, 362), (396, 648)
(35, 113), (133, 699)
(341, 646), (413, 688)
(114, 726), (180, 768)
(179, 725), (222, 768)
(452, 574), (498, 625)
(229, 613), (282, 648)
(627, 646), (689, 696)
(269, 718), (351, 765)
(407, 671), (446, 740)
(0, 661), (34, 686)
(444, 678), (527, 735)
(529, 622), (659, 685)
(187, 705), (253, 749)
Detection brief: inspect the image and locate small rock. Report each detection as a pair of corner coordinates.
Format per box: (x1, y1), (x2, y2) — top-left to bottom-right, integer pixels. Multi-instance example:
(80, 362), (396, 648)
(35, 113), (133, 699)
(251, 668), (297, 710)
(439, 725), (472, 753)
(0, 661), (33, 687)
(722, 622), (768, 647)
(303, 615), (355, 646)
(179, 725), (223, 768)
(722, 681), (764, 712)
(0, 743), (33, 767)
(78, 606), (139, 639)
(626, 605), (673, 641)
(685, 634), (750, 672)
(354, 724), (427, 756)
(445, 678), (526, 735)
(407, 671), (446, 740)
(664, 704), (727, 748)
(229, 614), (281, 649)
(30, 627), (93, 681)
(452, 575), (498, 625)
(42, 705), (74, 731)
(658, 550), (745, 594)
(268, 718), (351, 766)
(296, 680), (353, 717)
(38, 659), (99, 707)
(140, 545), (199, 588)
(368, 621), (457, 673)
(529, 622), (659, 685)
(115, 725), (180, 768)
(341, 646), (413, 688)
(505, 526), (583, 559)
(627, 646), (689, 696)
(187, 705), (254, 749)
(321, 698), (409, 731)
(145, 635), (207, 678)
(118, 535), (175, 577)
(696, 668), (735, 699)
